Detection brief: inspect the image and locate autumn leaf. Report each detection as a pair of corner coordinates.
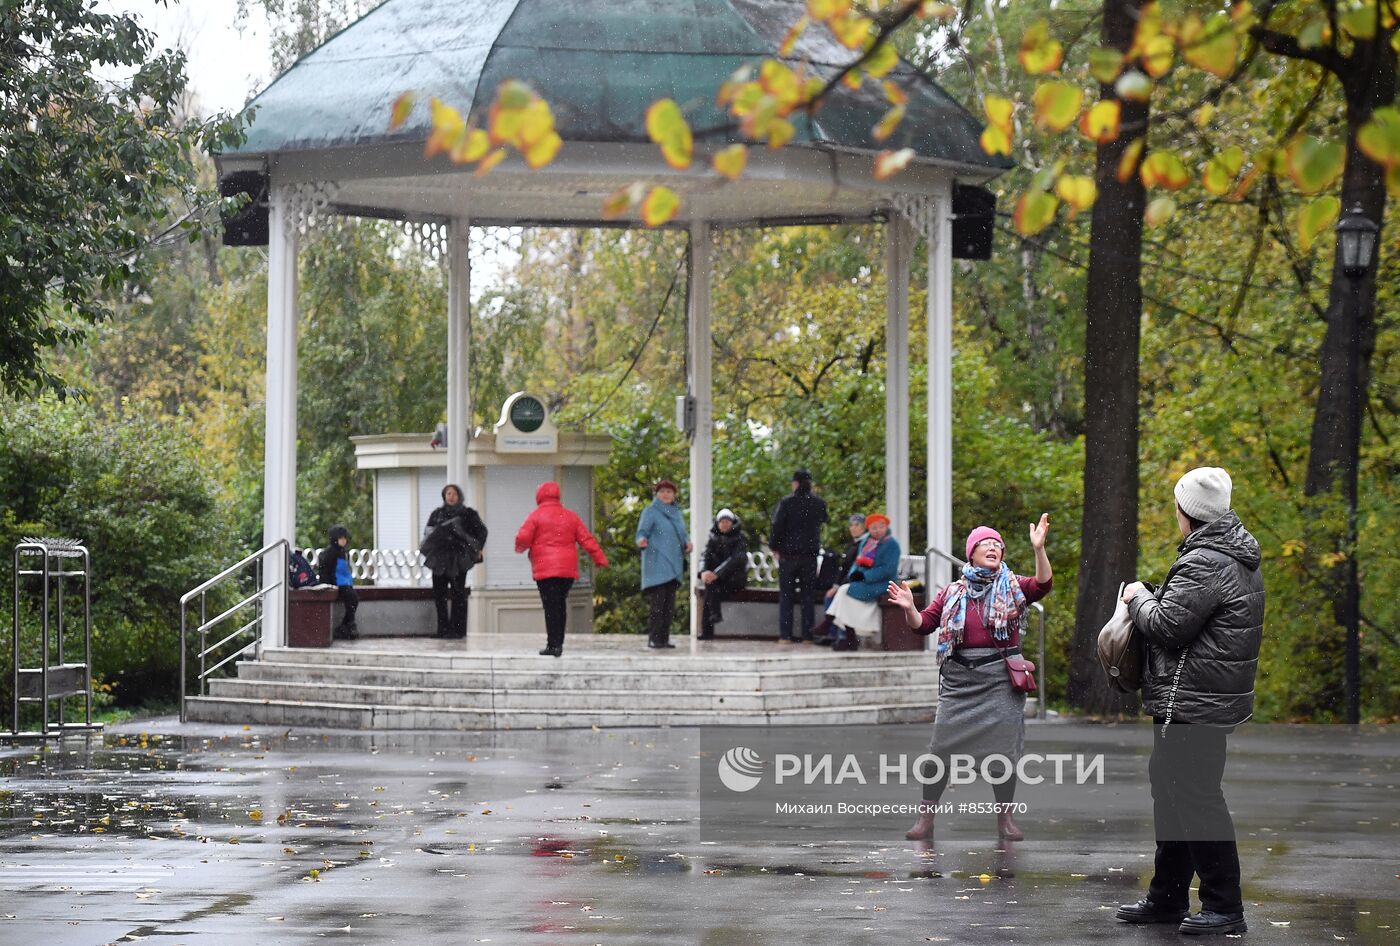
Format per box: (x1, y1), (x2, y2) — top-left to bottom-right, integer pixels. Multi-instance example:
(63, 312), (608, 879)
(1340, 3), (1379, 39)
(450, 127), (490, 164)
(1180, 12), (1239, 79)
(767, 117), (796, 149)
(1296, 195), (1341, 252)
(829, 12), (872, 49)
(1140, 149), (1191, 190)
(984, 95), (1014, 136)
(1018, 19), (1064, 74)
(1141, 34), (1175, 78)
(1055, 174), (1098, 217)
(424, 98), (466, 159)
(524, 131), (563, 169)
(780, 15), (809, 56)
(883, 79), (908, 106)
(864, 41), (899, 79)
(980, 125), (1013, 156)
(389, 92), (416, 131)
(873, 105), (906, 142)
(1144, 195), (1176, 226)
(641, 185), (681, 227)
(1032, 81), (1083, 132)
(602, 186), (640, 220)
(1079, 100), (1121, 144)
(475, 147), (507, 178)
(1013, 190), (1058, 235)
(1114, 70), (1152, 103)
(873, 147), (915, 180)
(1285, 135), (1345, 193)
(1116, 138), (1145, 183)
(1089, 47), (1125, 85)
(712, 143), (748, 180)
(646, 99), (694, 170)
(1357, 106), (1400, 168)
(1201, 145), (1245, 195)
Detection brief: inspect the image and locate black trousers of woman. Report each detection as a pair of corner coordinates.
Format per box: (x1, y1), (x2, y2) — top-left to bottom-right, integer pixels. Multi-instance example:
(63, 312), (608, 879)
(645, 580), (679, 646)
(919, 755), (1019, 805)
(1147, 721), (1242, 915)
(432, 572), (467, 638)
(537, 577), (573, 652)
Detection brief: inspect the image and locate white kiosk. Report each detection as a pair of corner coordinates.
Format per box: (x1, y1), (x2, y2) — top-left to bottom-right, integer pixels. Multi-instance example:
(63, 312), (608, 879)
(352, 393), (612, 636)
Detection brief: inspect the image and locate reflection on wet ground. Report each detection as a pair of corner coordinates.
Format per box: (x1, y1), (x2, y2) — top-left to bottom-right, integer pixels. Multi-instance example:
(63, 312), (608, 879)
(0, 721), (1396, 944)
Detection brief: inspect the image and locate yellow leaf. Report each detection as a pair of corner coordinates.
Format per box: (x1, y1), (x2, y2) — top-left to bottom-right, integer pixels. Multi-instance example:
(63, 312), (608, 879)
(712, 143), (748, 180)
(760, 59), (801, 109)
(807, 0), (846, 20)
(1140, 149), (1191, 189)
(766, 117), (796, 149)
(873, 147), (916, 180)
(864, 41), (899, 79)
(488, 101), (524, 147)
(842, 70), (864, 90)
(883, 79), (908, 106)
(1142, 34), (1175, 78)
(646, 98), (694, 171)
(1357, 106), (1400, 169)
(496, 79), (533, 111)
(1144, 195), (1176, 226)
(1201, 145), (1245, 195)
(1089, 47), (1125, 85)
(1130, 1), (1163, 57)
(980, 125), (1012, 156)
(1055, 174), (1098, 217)
(641, 185), (681, 227)
(1018, 19), (1064, 74)
(1285, 135), (1345, 194)
(918, 2), (956, 20)
(873, 104), (906, 142)
(1079, 100), (1121, 144)
(1116, 137), (1145, 183)
(424, 98), (466, 159)
(475, 147), (507, 178)
(1032, 81), (1083, 132)
(1180, 12), (1239, 79)
(524, 130), (562, 169)
(1013, 190), (1058, 235)
(516, 99), (555, 148)
(780, 15), (809, 56)
(601, 184), (642, 219)
(829, 12), (872, 49)
(450, 127), (491, 164)
(389, 92), (416, 132)
(1296, 195), (1341, 252)
(983, 95), (1014, 135)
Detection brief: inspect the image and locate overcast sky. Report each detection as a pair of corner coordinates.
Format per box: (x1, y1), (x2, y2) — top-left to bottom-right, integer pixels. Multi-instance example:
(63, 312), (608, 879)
(96, 0), (275, 116)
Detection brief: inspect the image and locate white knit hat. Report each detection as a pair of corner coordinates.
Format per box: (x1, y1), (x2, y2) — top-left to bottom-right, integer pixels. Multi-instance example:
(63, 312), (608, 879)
(1174, 467), (1232, 522)
(715, 508), (737, 522)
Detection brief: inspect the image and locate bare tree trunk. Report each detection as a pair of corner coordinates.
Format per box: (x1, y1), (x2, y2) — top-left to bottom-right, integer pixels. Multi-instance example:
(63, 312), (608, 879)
(1068, 0), (1147, 714)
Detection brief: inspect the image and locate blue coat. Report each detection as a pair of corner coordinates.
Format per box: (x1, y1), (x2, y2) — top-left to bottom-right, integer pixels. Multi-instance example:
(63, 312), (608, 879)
(636, 499), (688, 590)
(845, 535), (901, 601)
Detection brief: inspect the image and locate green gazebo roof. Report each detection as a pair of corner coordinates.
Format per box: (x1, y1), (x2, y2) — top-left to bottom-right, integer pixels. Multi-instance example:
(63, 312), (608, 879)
(231, 0), (1007, 174)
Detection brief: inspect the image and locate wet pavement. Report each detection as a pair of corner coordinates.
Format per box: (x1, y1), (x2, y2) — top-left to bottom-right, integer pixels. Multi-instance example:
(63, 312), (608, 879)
(1, 720), (1396, 945)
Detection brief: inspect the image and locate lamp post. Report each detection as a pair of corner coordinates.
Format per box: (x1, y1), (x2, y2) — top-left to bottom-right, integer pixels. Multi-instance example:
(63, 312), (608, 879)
(1335, 204), (1377, 726)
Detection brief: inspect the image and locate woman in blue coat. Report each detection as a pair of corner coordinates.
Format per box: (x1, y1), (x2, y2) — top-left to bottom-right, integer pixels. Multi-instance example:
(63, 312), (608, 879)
(824, 513), (900, 651)
(636, 479), (691, 649)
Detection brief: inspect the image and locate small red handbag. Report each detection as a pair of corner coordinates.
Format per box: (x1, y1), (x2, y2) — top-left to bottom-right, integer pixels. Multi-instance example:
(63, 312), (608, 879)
(998, 648), (1038, 693)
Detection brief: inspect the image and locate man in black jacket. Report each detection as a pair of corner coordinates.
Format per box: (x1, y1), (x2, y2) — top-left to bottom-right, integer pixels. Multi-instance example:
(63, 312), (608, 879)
(769, 469), (828, 643)
(1114, 467), (1264, 937)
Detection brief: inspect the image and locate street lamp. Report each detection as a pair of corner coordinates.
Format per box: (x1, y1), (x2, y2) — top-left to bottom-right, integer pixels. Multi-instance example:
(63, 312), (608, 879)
(1335, 204), (1377, 725)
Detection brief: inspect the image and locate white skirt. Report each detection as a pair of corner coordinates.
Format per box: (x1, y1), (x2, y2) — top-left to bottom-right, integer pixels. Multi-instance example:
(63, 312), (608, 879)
(825, 584), (882, 632)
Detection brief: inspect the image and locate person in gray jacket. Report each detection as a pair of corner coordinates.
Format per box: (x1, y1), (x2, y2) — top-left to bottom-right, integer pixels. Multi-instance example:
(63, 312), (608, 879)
(1114, 467), (1264, 938)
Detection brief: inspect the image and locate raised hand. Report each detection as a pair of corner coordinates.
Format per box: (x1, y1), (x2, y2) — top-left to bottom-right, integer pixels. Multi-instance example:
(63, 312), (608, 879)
(1029, 513), (1050, 550)
(886, 580), (915, 612)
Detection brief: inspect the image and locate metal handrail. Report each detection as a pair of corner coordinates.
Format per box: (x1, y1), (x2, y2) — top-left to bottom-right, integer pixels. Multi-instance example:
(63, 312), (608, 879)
(180, 539), (288, 722)
(925, 545), (1048, 720)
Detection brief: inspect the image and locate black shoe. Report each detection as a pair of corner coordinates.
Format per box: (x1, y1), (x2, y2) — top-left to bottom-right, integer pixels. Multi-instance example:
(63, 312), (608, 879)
(1115, 898), (1189, 924)
(813, 637), (835, 646)
(647, 641), (662, 649)
(698, 633), (715, 641)
(660, 642), (676, 649)
(539, 647), (561, 657)
(1179, 911), (1247, 936)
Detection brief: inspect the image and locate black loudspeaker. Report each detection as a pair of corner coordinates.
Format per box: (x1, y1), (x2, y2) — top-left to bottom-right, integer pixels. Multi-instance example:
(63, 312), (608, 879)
(951, 184), (995, 260)
(220, 170), (269, 246)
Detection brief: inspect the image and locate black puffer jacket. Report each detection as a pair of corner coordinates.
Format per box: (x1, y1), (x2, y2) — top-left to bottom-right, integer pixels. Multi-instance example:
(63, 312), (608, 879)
(423, 503), (488, 577)
(769, 487), (828, 556)
(1128, 511), (1265, 725)
(701, 518), (749, 593)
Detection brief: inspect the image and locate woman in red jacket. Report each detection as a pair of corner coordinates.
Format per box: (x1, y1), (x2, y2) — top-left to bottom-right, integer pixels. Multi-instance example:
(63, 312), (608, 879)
(515, 481), (609, 657)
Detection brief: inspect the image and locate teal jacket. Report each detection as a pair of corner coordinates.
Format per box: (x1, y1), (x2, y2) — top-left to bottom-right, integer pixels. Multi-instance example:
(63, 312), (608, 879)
(636, 499), (688, 590)
(845, 534), (901, 601)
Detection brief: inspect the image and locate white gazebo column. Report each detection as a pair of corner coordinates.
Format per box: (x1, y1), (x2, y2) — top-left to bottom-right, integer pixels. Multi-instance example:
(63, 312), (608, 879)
(926, 190), (954, 573)
(262, 185), (299, 650)
(446, 217), (472, 502)
(687, 221), (714, 653)
(884, 216), (913, 549)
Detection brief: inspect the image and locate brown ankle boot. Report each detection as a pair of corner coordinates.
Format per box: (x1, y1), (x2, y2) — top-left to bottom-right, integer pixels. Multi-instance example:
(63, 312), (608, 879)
(996, 811), (1024, 841)
(905, 804), (936, 840)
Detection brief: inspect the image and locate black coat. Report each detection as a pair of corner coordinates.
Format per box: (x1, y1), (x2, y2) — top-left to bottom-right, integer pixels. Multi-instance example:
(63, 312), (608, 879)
(769, 488), (828, 556)
(422, 504), (488, 577)
(318, 526), (350, 586)
(701, 521), (748, 593)
(1128, 511), (1265, 726)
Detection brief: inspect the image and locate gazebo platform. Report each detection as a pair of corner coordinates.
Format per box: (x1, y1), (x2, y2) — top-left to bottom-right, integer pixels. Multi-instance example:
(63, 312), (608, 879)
(183, 635), (939, 730)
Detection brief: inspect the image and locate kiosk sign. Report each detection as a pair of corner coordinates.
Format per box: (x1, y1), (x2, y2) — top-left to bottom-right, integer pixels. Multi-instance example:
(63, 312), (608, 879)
(494, 392), (558, 453)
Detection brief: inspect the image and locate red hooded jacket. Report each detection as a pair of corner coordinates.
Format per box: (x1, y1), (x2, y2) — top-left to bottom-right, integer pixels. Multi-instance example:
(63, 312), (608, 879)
(514, 481), (609, 580)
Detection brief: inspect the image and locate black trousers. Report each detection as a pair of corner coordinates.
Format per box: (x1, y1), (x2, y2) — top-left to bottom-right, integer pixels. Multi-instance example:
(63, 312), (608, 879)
(1147, 721), (1242, 914)
(645, 580), (679, 645)
(700, 585), (730, 636)
(920, 756), (1019, 805)
(432, 573), (467, 637)
(537, 577), (573, 650)
(777, 554), (817, 640)
(336, 586), (358, 629)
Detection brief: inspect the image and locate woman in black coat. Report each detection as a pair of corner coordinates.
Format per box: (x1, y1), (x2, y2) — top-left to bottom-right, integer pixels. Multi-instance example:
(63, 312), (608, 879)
(698, 509), (747, 640)
(421, 483), (488, 639)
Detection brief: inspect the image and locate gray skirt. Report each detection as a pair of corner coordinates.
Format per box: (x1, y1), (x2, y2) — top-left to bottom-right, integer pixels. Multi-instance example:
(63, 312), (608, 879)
(927, 647), (1026, 764)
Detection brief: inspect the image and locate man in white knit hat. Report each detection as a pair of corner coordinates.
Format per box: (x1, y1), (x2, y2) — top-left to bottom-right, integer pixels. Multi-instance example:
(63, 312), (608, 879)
(1114, 466), (1265, 937)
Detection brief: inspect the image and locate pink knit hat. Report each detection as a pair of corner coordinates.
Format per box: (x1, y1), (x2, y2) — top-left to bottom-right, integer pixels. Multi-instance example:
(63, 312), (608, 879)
(965, 526), (1004, 560)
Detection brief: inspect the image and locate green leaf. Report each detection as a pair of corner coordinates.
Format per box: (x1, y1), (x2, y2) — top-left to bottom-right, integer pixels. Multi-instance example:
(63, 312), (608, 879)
(1018, 19), (1064, 75)
(1013, 190), (1059, 235)
(1032, 81), (1084, 132)
(1285, 136), (1345, 193)
(1180, 12), (1239, 79)
(1201, 146), (1245, 195)
(1296, 195), (1340, 252)
(1089, 47), (1125, 85)
(1357, 106), (1400, 168)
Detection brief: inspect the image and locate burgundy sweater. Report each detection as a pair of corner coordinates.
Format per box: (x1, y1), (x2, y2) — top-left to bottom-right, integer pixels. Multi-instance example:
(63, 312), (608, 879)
(917, 576), (1053, 648)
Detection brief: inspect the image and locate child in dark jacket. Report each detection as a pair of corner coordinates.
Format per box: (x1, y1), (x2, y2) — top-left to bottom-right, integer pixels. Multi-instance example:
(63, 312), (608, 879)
(319, 525), (358, 640)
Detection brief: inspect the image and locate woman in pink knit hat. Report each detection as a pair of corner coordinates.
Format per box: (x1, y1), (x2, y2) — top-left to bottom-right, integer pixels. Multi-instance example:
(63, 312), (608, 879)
(887, 514), (1052, 842)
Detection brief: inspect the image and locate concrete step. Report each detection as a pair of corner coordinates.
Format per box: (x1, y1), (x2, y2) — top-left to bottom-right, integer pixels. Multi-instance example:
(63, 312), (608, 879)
(236, 659), (937, 692)
(182, 695), (937, 730)
(205, 677), (938, 712)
